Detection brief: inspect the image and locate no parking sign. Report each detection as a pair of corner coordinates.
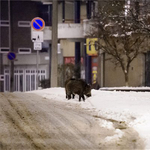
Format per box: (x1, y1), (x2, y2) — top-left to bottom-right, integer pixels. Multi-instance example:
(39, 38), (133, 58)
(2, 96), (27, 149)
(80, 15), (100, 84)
(7, 52), (16, 61)
(31, 17), (45, 31)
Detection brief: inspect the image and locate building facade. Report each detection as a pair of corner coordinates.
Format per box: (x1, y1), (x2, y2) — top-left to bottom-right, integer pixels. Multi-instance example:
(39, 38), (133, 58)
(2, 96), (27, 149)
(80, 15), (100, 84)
(0, 0), (51, 92)
(0, 0), (150, 92)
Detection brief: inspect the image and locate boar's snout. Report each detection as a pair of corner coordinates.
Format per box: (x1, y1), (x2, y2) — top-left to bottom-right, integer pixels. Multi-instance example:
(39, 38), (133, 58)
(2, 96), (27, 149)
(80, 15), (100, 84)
(86, 93), (91, 97)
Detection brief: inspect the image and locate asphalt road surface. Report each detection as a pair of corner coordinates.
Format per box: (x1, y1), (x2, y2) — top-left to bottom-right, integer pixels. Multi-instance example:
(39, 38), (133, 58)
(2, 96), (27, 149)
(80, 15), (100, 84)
(0, 92), (145, 150)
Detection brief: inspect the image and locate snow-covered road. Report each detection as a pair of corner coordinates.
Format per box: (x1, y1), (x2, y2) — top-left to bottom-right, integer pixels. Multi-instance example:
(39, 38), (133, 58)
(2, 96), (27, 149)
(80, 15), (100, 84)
(0, 92), (145, 150)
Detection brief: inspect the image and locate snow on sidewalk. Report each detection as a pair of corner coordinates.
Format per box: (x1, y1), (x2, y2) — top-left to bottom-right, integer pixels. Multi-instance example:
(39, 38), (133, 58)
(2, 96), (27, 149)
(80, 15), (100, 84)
(30, 87), (150, 150)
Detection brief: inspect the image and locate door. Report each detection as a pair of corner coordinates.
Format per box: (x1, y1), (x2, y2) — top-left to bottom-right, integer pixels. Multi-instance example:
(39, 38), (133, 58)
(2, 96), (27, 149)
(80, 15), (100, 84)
(25, 69), (46, 91)
(4, 68), (46, 92)
(4, 69), (10, 92)
(14, 70), (24, 92)
(145, 51), (150, 86)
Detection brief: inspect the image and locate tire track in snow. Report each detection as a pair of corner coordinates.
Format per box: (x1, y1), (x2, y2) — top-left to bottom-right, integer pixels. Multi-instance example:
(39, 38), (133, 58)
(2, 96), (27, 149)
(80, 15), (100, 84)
(0, 93), (52, 150)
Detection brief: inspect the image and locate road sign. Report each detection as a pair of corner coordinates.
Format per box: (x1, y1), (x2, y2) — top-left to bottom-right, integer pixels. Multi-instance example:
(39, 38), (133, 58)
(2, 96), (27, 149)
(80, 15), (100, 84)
(32, 31), (43, 43)
(31, 17), (45, 31)
(86, 38), (98, 56)
(7, 52), (16, 61)
(34, 42), (42, 50)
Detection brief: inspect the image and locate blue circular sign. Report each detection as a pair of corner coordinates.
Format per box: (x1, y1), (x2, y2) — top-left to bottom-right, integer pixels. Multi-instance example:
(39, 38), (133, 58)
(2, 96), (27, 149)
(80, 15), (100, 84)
(7, 52), (16, 61)
(31, 17), (45, 31)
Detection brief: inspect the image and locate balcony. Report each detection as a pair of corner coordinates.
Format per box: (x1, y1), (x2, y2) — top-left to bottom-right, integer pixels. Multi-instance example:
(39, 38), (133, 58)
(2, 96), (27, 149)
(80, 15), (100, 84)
(42, 23), (84, 40)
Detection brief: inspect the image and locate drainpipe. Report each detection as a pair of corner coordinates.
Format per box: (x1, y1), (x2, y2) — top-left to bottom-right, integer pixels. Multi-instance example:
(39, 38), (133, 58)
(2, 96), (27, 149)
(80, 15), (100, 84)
(87, 55), (92, 84)
(74, 0), (80, 78)
(62, 0), (65, 23)
(100, 51), (105, 87)
(84, 40), (87, 81)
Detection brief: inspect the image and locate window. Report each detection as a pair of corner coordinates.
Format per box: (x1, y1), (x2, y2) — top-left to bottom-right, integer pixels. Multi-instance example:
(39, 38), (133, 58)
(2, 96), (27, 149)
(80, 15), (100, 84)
(26, 70), (30, 73)
(0, 75), (4, 81)
(41, 70), (45, 73)
(38, 4), (52, 26)
(5, 70), (9, 73)
(0, 20), (9, 27)
(14, 70), (18, 73)
(40, 42), (49, 53)
(0, 47), (9, 53)
(18, 48), (31, 54)
(18, 21), (31, 27)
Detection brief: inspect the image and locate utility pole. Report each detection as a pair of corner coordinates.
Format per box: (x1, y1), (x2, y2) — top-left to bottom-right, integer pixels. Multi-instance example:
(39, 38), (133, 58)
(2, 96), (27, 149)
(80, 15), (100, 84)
(51, 0), (58, 87)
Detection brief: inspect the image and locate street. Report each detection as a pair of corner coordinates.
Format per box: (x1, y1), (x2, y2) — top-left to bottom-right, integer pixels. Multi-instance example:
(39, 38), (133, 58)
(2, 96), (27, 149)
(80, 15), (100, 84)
(0, 92), (144, 150)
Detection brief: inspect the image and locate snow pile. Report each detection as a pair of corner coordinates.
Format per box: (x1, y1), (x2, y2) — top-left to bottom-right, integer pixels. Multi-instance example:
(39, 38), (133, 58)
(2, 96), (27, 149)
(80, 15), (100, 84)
(105, 129), (124, 142)
(87, 90), (150, 149)
(30, 87), (150, 149)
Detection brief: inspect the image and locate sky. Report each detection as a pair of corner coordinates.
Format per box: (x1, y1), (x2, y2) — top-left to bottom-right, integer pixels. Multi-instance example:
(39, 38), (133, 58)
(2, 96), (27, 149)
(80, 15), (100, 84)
(30, 87), (150, 150)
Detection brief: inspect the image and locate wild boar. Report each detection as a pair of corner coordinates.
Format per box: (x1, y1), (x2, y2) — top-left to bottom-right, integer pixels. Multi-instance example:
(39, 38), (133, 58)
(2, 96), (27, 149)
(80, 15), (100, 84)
(65, 78), (91, 102)
(65, 78), (75, 99)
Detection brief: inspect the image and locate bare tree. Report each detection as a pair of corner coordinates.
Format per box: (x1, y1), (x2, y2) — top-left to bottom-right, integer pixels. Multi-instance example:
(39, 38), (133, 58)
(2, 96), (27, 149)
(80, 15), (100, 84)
(86, 0), (150, 86)
(131, 0), (150, 33)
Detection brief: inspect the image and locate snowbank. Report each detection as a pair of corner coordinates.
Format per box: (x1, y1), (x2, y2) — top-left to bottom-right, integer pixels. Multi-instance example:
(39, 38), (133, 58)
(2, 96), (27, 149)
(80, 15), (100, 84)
(30, 87), (150, 150)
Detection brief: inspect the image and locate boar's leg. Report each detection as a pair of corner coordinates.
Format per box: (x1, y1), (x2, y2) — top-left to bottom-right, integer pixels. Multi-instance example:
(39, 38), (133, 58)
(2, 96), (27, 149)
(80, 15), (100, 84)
(81, 95), (85, 101)
(65, 90), (68, 99)
(79, 95), (82, 102)
(79, 94), (85, 102)
(68, 95), (71, 100)
(66, 91), (72, 100)
(72, 94), (75, 99)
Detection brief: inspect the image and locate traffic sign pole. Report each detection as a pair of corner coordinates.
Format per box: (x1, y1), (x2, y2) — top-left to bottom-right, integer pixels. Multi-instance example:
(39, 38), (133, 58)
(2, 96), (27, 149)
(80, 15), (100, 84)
(36, 50), (39, 90)
(31, 17), (45, 89)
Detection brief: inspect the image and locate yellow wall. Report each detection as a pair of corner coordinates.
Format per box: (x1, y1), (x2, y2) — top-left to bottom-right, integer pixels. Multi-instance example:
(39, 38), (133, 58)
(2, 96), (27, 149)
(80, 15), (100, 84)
(60, 40), (75, 57)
